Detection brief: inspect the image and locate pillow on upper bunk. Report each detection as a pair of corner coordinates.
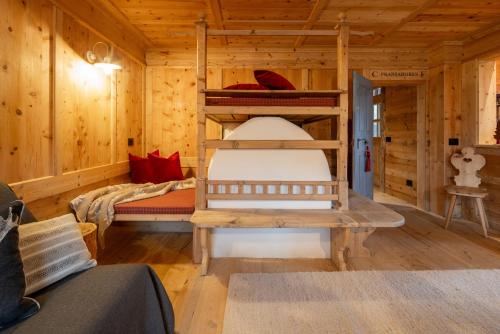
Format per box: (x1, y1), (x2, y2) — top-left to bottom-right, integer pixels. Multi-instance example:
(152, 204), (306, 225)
(254, 70), (295, 90)
(148, 151), (185, 183)
(128, 150), (159, 184)
(223, 83), (268, 90)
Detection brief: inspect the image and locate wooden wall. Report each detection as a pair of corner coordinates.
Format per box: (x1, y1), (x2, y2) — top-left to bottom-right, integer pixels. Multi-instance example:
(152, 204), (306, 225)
(383, 86), (418, 205)
(1, 0), (144, 219)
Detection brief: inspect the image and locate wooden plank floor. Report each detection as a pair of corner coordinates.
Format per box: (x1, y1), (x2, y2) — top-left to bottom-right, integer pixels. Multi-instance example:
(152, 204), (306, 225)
(98, 205), (500, 334)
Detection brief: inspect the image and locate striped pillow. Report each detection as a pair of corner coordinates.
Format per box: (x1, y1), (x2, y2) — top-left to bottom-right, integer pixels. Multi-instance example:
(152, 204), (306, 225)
(18, 214), (96, 295)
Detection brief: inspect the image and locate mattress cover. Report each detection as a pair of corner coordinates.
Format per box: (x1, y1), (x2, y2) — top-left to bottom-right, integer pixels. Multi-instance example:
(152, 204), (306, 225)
(113, 188), (195, 215)
(206, 97), (337, 107)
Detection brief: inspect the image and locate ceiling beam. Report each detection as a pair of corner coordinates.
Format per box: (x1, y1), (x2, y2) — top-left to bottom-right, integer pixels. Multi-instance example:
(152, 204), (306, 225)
(369, 0), (440, 46)
(294, 0), (330, 48)
(207, 0), (227, 45)
(462, 20), (500, 60)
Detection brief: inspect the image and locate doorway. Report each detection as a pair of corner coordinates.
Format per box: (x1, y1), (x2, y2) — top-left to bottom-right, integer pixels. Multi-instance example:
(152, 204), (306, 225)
(372, 85), (418, 207)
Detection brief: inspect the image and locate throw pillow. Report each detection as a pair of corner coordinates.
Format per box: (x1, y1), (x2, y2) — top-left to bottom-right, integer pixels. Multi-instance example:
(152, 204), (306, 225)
(129, 149), (160, 183)
(0, 201), (40, 330)
(254, 70), (296, 90)
(18, 214), (96, 295)
(0, 182), (37, 224)
(148, 151), (185, 183)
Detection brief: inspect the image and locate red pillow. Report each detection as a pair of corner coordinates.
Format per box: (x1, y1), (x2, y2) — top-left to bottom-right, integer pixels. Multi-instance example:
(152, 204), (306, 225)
(223, 83), (268, 90)
(148, 151), (185, 183)
(254, 70), (295, 90)
(128, 150), (159, 184)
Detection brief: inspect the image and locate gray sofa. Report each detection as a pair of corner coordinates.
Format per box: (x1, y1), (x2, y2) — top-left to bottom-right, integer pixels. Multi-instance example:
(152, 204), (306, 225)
(0, 183), (175, 334)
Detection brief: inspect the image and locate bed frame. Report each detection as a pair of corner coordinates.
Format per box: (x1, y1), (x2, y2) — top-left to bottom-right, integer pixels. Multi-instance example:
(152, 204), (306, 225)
(191, 14), (404, 275)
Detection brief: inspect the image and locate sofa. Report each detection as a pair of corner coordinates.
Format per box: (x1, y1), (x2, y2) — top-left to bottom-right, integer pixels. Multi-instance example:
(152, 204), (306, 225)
(0, 182), (175, 334)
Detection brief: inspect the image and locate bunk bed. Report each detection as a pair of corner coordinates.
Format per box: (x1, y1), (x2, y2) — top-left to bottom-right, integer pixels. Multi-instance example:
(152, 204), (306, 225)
(190, 14), (404, 275)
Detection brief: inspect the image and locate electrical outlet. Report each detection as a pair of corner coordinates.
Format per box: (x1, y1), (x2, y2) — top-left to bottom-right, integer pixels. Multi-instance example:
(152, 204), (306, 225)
(406, 179), (413, 187)
(128, 138), (134, 146)
(448, 138), (459, 146)
(385, 136), (392, 143)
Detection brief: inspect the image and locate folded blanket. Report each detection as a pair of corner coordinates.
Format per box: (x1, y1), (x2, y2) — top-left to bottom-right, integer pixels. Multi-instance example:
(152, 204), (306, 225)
(70, 178), (196, 247)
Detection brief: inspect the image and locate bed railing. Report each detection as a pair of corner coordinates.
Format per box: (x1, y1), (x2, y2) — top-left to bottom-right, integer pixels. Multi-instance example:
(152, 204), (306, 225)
(206, 180), (339, 202)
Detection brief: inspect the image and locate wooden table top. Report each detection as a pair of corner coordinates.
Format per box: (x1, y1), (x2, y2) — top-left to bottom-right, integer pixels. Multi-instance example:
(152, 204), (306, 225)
(191, 192), (405, 228)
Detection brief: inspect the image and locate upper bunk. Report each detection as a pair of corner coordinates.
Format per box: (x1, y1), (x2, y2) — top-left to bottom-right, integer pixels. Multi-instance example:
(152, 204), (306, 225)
(203, 89), (344, 124)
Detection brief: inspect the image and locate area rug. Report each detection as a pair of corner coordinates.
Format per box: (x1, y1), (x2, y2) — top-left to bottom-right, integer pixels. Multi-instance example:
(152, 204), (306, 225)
(222, 270), (500, 334)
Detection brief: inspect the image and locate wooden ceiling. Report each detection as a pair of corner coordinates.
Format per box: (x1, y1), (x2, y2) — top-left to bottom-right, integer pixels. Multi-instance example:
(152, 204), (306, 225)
(104, 0), (500, 49)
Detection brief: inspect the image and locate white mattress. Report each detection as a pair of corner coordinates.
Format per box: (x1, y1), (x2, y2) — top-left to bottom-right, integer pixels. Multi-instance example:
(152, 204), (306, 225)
(208, 117), (332, 209)
(207, 117), (332, 258)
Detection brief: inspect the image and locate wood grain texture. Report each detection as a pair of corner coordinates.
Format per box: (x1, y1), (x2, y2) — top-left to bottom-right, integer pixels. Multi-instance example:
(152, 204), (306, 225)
(106, 0), (500, 49)
(116, 54), (144, 161)
(3, 0), (144, 219)
(0, 0), (53, 183)
(59, 13), (112, 172)
(383, 86), (418, 205)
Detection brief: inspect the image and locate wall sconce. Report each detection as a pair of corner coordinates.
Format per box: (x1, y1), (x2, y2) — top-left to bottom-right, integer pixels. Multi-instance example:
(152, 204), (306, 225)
(86, 42), (121, 75)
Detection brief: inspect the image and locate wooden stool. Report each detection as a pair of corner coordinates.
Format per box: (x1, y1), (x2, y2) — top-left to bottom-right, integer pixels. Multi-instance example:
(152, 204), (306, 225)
(444, 185), (489, 237)
(79, 223), (98, 260)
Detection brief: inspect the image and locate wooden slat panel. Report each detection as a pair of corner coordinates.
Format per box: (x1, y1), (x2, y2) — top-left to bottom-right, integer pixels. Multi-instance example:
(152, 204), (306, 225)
(205, 106), (340, 116)
(0, 0), (53, 183)
(384, 86), (418, 205)
(206, 140), (340, 149)
(10, 161), (129, 203)
(206, 194), (339, 201)
(207, 29), (338, 36)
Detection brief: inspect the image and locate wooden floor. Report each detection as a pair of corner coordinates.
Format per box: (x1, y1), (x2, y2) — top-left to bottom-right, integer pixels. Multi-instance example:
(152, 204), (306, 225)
(99, 206), (500, 334)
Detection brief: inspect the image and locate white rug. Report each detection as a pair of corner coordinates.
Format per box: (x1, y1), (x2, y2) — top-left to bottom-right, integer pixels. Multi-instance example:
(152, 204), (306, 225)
(222, 270), (500, 334)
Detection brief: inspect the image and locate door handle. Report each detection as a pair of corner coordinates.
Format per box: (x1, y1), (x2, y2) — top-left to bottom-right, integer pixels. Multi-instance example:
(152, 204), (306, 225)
(357, 138), (367, 149)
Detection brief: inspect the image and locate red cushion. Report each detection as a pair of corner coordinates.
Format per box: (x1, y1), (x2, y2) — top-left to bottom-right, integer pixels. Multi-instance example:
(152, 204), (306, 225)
(128, 150), (159, 184)
(148, 151), (185, 183)
(254, 70), (295, 90)
(223, 83), (268, 90)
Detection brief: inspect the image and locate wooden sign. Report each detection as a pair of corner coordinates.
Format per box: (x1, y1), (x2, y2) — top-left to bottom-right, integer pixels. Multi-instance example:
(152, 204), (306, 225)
(362, 69), (428, 81)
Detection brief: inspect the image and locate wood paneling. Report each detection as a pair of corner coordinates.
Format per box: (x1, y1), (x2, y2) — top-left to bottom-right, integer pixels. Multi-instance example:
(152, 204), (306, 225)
(146, 47), (428, 69)
(146, 67), (221, 160)
(105, 0), (500, 49)
(116, 53), (144, 161)
(2, 0), (144, 218)
(59, 14), (113, 172)
(0, 0), (53, 183)
(383, 86), (418, 204)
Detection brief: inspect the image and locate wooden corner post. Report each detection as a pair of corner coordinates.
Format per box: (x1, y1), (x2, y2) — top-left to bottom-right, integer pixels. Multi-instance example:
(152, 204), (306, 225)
(193, 17), (208, 264)
(337, 13), (349, 210)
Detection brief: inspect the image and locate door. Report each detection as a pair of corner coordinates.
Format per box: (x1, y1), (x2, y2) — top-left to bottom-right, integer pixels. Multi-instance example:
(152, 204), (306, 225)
(352, 71), (374, 198)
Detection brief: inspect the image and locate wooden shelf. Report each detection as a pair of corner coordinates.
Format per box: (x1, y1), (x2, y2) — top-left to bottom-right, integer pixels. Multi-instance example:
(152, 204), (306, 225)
(205, 140), (341, 149)
(205, 106), (341, 116)
(203, 89), (344, 98)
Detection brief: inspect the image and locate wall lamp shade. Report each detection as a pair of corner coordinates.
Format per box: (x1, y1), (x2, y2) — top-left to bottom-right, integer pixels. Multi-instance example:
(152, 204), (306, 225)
(86, 42), (121, 75)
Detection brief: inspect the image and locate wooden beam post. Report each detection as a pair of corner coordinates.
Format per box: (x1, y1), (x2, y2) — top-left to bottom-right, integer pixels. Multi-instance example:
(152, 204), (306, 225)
(193, 18), (208, 264)
(337, 13), (349, 210)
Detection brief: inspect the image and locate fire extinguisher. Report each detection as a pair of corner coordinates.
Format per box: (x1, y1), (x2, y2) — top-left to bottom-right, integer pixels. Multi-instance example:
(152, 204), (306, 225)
(364, 145), (371, 172)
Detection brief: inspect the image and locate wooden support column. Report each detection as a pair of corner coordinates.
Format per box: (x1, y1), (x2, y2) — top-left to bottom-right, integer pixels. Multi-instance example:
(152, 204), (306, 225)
(193, 18), (208, 264)
(337, 13), (349, 210)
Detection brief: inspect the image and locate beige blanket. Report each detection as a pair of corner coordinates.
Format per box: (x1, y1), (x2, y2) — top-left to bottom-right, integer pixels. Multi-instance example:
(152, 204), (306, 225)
(70, 178), (196, 247)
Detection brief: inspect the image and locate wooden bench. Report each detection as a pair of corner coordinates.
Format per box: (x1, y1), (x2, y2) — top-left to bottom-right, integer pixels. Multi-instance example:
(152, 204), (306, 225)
(190, 192), (404, 275)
